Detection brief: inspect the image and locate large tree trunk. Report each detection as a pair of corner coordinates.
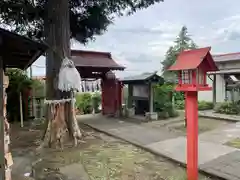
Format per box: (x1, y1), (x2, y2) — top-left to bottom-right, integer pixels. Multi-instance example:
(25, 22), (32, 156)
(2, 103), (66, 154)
(42, 0), (82, 148)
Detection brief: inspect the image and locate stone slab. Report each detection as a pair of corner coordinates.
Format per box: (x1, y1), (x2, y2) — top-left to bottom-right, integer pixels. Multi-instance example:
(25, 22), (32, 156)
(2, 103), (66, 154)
(80, 117), (132, 130)
(146, 137), (237, 165)
(109, 125), (178, 145)
(198, 110), (240, 122)
(199, 122), (240, 144)
(200, 151), (240, 180)
(81, 116), (178, 146)
(60, 163), (89, 180)
(12, 157), (32, 176)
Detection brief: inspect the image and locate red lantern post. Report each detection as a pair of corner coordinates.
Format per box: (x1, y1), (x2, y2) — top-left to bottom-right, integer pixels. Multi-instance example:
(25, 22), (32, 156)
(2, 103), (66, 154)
(168, 47), (218, 180)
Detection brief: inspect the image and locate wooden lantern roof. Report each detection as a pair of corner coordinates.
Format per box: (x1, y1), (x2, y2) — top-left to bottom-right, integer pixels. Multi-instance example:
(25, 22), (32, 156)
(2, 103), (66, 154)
(0, 28), (47, 70)
(168, 47), (218, 72)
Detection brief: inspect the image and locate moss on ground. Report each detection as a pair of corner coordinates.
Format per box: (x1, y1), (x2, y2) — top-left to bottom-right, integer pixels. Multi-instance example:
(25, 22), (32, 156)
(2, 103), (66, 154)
(225, 138), (240, 149)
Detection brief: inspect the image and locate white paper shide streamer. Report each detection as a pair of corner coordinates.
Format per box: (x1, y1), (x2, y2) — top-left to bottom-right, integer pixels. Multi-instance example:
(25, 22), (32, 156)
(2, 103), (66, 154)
(58, 57), (82, 92)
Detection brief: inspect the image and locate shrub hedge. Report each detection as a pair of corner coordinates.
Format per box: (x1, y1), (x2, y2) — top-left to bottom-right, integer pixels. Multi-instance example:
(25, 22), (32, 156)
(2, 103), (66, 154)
(175, 100), (213, 111)
(75, 92), (101, 114)
(214, 102), (240, 115)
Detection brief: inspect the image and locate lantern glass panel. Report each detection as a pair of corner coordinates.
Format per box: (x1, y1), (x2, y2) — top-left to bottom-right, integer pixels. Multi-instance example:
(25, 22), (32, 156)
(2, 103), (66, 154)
(181, 70), (192, 84)
(197, 68), (204, 85)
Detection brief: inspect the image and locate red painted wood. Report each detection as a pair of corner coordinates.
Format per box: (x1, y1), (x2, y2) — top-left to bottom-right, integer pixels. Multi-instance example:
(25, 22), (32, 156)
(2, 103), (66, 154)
(168, 48), (219, 180)
(168, 47), (218, 72)
(186, 91), (198, 180)
(101, 80), (105, 115)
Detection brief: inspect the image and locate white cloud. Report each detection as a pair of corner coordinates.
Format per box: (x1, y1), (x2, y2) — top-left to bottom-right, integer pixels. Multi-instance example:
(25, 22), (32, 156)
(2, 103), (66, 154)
(32, 0), (240, 77)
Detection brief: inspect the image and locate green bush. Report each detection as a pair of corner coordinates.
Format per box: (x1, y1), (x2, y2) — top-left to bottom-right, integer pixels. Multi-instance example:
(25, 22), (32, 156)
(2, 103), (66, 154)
(158, 111), (169, 119)
(164, 102), (179, 117)
(175, 100), (213, 111)
(75, 92), (101, 114)
(153, 83), (180, 119)
(92, 92), (101, 113)
(6, 69), (35, 122)
(75, 93), (92, 114)
(175, 100), (185, 110)
(214, 102), (240, 115)
(198, 101), (213, 110)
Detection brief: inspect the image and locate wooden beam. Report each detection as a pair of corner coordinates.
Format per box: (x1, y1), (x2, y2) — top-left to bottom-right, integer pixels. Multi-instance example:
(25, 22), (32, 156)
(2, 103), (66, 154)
(23, 50), (42, 69)
(0, 56), (5, 180)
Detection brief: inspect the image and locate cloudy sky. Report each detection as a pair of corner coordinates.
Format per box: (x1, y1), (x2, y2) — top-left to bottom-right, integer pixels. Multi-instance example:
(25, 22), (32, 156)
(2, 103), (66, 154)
(31, 0), (240, 78)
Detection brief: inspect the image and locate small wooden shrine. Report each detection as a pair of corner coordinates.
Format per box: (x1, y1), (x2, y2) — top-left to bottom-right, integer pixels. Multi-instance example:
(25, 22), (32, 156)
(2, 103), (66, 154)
(0, 28), (47, 180)
(121, 72), (164, 119)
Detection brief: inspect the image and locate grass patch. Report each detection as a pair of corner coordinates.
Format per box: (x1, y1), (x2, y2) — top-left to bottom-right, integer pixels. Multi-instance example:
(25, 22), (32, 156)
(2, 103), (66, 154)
(225, 138), (240, 149)
(173, 124), (211, 134)
(79, 141), (214, 180)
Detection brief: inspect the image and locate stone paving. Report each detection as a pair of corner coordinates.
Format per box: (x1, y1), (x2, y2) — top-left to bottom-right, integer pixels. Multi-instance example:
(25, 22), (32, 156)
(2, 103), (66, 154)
(79, 114), (240, 180)
(199, 122), (240, 144)
(81, 116), (178, 146)
(147, 137), (237, 165)
(198, 110), (240, 122)
(200, 151), (240, 180)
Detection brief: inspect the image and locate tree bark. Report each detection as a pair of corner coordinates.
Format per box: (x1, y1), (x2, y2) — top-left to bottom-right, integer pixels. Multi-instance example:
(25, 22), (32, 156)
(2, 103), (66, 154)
(42, 0), (82, 148)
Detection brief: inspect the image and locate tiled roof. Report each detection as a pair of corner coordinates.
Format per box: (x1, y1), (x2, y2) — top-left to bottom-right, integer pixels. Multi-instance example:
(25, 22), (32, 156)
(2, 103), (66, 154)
(71, 50), (125, 70)
(213, 52), (240, 62)
(121, 71), (162, 82)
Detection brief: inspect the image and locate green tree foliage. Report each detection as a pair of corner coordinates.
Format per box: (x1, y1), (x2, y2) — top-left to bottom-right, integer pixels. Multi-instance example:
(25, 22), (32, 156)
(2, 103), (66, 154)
(161, 26), (198, 78)
(92, 92), (101, 113)
(5, 69), (34, 122)
(32, 79), (45, 98)
(75, 93), (92, 114)
(75, 92), (101, 114)
(153, 83), (179, 119)
(0, 0), (164, 43)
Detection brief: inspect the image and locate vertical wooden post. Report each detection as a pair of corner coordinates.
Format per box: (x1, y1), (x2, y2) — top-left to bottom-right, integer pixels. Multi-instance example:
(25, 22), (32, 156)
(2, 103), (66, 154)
(186, 91), (198, 180)
(127, 84), (133, 108)
(20, 92), (24, 127)
(184, 92), (187, 127)
(0, 56), (5, 180)
(213, 74), (216, 106)
(149, 83), (153, 113)
(101, 79), (105, 115)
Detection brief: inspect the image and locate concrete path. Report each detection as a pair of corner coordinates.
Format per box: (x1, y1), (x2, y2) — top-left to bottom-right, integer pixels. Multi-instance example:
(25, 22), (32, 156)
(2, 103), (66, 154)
(199, 122), (240, 144)
(79, 115), (240, 180)
(198, 110), (240, 122)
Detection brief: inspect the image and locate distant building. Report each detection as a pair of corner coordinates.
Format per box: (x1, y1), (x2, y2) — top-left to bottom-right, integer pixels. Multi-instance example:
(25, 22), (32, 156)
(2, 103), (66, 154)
(198, 52), (240, 103)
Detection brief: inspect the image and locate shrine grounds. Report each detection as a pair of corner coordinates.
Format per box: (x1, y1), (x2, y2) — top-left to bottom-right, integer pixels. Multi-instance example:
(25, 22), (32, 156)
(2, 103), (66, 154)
(10, 112), (240, 180)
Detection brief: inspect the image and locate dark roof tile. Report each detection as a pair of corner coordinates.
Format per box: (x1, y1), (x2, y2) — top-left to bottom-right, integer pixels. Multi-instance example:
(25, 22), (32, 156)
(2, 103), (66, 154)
(71, 50), (125, 70)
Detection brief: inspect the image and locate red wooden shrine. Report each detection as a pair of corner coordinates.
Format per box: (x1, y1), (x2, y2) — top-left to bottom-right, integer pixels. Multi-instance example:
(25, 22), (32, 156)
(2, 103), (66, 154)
(168, 47), (218, 180)
(101, 71), (123, 115)
(71, 50), (125, 116)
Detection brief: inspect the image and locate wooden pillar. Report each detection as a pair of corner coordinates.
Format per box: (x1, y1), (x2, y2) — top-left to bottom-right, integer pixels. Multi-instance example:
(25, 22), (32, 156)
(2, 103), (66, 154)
(0, 56), (5, 180)
(127, 84), (133, 108)
(186, 91), (198, 180)
(101, 79), (105, 115)
(149, 83), (153, 113)
(213, 74), (216, 106)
